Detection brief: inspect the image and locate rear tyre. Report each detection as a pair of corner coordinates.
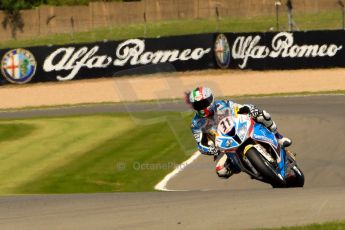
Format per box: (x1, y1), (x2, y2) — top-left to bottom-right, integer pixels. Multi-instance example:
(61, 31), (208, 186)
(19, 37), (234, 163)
(246, 147), (285, 188)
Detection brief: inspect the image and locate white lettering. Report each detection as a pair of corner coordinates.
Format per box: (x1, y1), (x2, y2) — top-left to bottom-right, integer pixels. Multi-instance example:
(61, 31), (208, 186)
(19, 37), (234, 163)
(328, 45), (343, 56)
(318, 45), (328, 57)
(232, 32), (343, 68)
(114, 39), (210, 66)
(64, 47), (89, 70)
(180, 49), (192, 60)
(43, 46), (112, 81)
(43, 48), (75, 71)
(140, 52), (154, 64)
(43, 39), (211, 81)
(191, 48), (208, 60)
(232, 35), (269, 69)
(114, 39), (145, 66)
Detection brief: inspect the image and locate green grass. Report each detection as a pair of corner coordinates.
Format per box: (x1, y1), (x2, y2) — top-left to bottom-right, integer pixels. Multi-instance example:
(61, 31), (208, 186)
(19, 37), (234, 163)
(0, 111), (194, 194)
(260, 220), (345, 230)
(0, 123), (36, 142)
(1, 10), (343, 49)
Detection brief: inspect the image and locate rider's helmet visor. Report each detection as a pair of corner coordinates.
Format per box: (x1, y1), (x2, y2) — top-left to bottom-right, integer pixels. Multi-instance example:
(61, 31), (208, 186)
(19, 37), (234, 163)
(192, 95), (213, 111)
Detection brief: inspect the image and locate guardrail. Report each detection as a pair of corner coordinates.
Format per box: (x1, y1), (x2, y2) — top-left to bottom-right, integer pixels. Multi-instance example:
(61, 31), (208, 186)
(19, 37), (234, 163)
(0, 30), (344, 85)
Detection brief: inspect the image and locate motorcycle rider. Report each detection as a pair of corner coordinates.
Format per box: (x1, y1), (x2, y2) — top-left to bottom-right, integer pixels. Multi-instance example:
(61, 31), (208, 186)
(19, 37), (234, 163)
(186, 86), (292, 179)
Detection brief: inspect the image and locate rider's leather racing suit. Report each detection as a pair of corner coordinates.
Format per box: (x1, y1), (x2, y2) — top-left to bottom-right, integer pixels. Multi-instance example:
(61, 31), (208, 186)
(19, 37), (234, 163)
(191, 99), (279, 178)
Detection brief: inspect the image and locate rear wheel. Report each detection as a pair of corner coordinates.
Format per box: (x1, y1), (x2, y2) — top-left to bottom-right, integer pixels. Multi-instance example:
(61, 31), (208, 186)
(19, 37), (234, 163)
(246, 147), (285, 188)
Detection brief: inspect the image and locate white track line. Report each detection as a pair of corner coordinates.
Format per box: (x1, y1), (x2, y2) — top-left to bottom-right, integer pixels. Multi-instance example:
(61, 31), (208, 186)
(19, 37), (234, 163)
(154, 151), (201, 191)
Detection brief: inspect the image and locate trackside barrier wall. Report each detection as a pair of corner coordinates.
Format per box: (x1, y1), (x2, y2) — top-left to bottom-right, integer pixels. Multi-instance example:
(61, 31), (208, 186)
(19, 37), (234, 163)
(0, 30), (345, 85)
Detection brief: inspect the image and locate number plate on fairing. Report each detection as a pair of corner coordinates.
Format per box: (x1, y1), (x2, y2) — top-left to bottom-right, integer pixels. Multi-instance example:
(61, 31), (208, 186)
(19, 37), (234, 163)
(217, 117), (234, 135)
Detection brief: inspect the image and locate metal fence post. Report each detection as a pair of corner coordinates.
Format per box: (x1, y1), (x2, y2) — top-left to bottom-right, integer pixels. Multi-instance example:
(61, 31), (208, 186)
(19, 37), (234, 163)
(143, 12), (147, 37)
(275, 1), (281, 31)
(70, 16), (75, 41)
(215, 7), (220, 32)
(338, 0), (345, 30)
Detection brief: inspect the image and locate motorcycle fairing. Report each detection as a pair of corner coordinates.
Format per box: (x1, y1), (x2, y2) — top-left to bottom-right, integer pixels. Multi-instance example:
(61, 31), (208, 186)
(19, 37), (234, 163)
(215, 115), (289, 179)
(217, 136), (240, 150)
(216, 116), (251, 151)
(251, 123), (278, 149)
(250, 122), (288, 178)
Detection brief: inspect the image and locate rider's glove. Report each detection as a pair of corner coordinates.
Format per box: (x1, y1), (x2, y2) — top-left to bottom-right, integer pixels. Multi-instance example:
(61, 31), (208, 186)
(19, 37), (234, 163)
(208, 146), (219, 156)
(249, 106), (262, 119)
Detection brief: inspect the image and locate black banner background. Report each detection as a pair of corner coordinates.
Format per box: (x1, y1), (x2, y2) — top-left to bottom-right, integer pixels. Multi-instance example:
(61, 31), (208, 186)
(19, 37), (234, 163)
(1, 30), (345, 85)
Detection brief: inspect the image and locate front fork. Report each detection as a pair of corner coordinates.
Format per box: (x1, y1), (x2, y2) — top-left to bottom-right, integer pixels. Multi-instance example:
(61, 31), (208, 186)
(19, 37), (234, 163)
(281, 148), (299, 179)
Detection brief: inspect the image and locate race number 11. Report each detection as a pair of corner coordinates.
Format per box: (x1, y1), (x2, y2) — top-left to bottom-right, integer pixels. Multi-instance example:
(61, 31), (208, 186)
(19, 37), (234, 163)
(219, 117), (233, 134)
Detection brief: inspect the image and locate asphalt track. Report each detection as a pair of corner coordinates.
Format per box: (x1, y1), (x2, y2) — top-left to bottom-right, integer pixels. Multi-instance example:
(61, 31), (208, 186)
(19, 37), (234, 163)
(0, 95), (345, 230)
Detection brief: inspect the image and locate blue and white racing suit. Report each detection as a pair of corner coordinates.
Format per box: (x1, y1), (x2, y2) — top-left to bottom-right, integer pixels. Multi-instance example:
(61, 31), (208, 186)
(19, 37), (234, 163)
(191, 99), (277, 178)
(191, 100), (248, 153)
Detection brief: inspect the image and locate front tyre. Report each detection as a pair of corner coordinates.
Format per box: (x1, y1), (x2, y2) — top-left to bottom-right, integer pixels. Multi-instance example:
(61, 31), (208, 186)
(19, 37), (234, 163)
(286, 165), (305, 188)
(246, 147), (285, 188)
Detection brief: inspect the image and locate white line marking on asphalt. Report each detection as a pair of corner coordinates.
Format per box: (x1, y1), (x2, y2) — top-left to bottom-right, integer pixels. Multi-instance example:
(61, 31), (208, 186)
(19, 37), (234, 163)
(154, 151), (201, 191)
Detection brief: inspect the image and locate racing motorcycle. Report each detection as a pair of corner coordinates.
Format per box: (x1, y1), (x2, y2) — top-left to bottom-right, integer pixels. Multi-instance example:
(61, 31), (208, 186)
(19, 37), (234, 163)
(210, 112), (304, 188)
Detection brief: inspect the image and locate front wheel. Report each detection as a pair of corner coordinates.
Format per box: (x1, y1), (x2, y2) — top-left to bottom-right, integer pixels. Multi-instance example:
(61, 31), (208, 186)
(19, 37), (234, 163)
(286, 165), (305, 188)
(246, 147), (285, 188)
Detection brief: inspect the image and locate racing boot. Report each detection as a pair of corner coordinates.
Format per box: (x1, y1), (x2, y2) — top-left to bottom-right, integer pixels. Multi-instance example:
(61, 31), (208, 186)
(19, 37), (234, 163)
(215, 153), (241, 179)
(275, 132), (292, 147)
(215, 153), (232, 179)
(256, 110), (292, 147)
(255, 110), (291, 148)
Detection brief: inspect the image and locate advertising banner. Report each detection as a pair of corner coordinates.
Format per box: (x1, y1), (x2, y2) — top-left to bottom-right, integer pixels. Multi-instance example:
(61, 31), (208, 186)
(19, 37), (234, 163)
(1, 30), (345, 85)
(0, 34), (215, 85)
(214, 30), (345, 70)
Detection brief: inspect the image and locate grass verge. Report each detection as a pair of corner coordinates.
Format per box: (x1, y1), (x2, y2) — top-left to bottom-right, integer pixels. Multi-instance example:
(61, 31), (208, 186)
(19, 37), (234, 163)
(0, 112), (194, 194)
(0, 10), (343, 49)
(260, 220), (345, 230)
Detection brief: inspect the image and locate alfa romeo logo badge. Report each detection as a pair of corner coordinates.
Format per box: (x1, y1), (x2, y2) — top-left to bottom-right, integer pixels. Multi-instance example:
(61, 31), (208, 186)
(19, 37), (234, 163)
(214, 34), (231, 69)
(1, 48), (37, 84)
